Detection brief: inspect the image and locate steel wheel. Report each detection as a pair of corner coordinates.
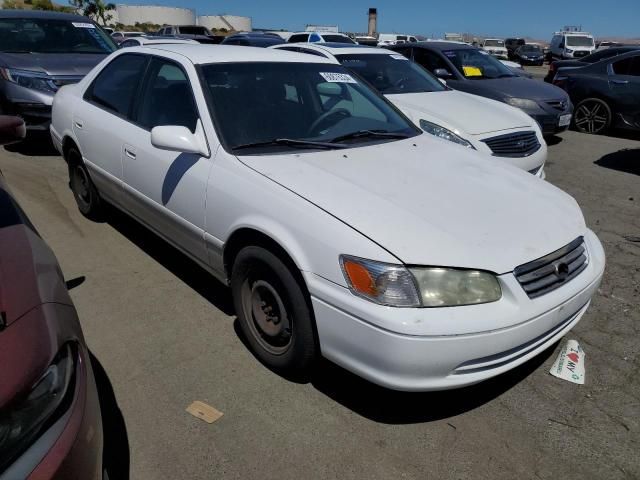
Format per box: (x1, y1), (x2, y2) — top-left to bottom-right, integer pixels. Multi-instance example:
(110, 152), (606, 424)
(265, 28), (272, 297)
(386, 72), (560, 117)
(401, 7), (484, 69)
(66, 146), (103, 220)
(241, 277), (292, 355)
(573, 98), (611, 134)
(71, 164), (92, 211)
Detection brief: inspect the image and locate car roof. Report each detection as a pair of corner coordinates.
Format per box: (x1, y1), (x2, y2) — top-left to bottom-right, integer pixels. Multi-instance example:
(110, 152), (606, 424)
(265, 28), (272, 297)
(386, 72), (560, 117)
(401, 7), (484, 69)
(0, 9), (92, 21)
(137, 38), (197, 44)
(278, 43), (389, 55)
(397, 41), (475, 51)
(133, 44), (337, 64)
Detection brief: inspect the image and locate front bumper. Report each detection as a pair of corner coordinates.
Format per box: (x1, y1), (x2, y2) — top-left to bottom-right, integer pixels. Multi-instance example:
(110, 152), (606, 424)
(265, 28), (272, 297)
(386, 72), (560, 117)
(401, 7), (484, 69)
(519, 58), (544, 66)
(1, 80), (54, 130)
(471, 128), (547, 177)
(306, 230), (604, 391)
(530, 107), (573, 136)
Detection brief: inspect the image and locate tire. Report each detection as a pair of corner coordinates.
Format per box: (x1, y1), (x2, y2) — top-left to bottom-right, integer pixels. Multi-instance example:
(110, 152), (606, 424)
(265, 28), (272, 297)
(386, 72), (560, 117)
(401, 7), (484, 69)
(231, 246), (318, 377)
(573, 98), (612, 134)
(67, 146), (103, 220)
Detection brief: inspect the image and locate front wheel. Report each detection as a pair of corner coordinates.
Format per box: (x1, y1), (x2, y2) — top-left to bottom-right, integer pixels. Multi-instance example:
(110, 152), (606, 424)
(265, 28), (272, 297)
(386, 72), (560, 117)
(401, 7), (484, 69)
(231, 246), (318, 377)
(573, 98), (612, 134)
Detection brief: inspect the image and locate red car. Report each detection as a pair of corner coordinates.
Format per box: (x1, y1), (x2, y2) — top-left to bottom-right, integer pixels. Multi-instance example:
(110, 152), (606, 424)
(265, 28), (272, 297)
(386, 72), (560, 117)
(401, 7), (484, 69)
(0, 116), (103, 479)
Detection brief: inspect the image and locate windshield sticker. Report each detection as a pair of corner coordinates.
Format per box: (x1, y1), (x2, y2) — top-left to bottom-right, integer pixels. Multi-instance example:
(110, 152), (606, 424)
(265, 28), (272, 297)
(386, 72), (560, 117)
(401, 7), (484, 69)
(72, 22), (95, 28)
(462, 66), (482, 77)
(390, 54), (409, 61)
(319, 72), (357, 83)
(442, 50), (457, 58)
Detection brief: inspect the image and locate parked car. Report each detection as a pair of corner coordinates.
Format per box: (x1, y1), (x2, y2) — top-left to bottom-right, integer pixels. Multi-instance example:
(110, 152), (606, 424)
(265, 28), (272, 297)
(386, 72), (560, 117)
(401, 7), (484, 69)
(596, 41), (623, 51)
(287, 31), (356, 44)
(110, 31), (145, 45)
(156, 25), (224, 44)
(549, 30), (595, 60)
(482, 39), (508, 59)
(389, 42), (574, 136)
(514, 44), (545, 66)
(377, 33), (418, 46)
(272, 43), (547, 176)
(553, 50), (640, 134)
(51, 44), (605, 391)
(0, 116), (103, 478)
(544, 46), (640, 83)
(221, 32), (285, 47)
(0, 10), (116, 130)
(119, 36), (198, 48)
(505, 38), (525, 59)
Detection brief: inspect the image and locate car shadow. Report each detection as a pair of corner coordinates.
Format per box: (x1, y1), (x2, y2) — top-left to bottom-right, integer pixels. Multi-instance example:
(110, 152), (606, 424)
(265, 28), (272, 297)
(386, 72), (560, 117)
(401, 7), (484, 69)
(104, 205), (235, 316)
(603, 129), (640, 142)
(310, 342), (559, 424)
(89, 351), (130, 480)
(595, 149), (640, 176)
(3, 133), (59, 157)
(545, 135), (563, 146)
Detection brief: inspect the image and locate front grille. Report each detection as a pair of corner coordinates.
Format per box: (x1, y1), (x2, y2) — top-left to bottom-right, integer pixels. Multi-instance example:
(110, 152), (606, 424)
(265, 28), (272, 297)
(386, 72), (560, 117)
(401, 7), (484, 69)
(51, 76), (83, 88)
(545, 99), (568, 111)
(573, 51), (589, 58)
(482, 131), (541, 158)
(514, 237), (587, 299)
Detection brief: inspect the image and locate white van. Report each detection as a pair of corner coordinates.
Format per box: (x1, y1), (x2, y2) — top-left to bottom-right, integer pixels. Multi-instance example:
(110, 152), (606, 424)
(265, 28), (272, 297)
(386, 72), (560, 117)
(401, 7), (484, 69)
(549, 31), (595, 59)
(377, 33), (418, 46)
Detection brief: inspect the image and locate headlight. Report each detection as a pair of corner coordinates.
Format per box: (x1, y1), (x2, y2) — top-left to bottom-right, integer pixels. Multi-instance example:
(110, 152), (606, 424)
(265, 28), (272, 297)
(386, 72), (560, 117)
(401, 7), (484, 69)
(565, 48), (574, 53)
(419, 120), (475, 149)
(340, 256), (502, 307)
(0, 68), (57, 93)
(0, 344), (75, 472)
(505, 97), (540, 110)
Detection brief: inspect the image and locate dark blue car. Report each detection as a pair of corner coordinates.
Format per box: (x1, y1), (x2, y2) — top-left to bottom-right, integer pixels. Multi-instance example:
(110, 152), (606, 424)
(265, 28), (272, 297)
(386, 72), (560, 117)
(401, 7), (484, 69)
(221, 32), (284, 48)
(390, 42), (573, 136)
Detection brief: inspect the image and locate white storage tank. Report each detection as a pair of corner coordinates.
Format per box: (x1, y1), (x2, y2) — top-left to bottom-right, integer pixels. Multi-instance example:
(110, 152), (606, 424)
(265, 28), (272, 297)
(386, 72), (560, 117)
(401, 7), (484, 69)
(197, 15), (252, 32)
(114, 5), (195, 27)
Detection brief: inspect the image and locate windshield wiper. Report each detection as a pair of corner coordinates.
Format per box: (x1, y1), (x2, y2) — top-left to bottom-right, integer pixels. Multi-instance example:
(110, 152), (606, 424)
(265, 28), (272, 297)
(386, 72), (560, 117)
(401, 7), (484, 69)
(232, 138), (348, 151)
(330, 129), (411, 143)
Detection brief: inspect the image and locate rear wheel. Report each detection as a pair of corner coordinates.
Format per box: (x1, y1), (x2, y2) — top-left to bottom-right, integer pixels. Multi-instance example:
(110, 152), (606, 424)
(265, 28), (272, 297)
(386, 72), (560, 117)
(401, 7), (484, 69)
(231, 246), (318, 377)
(67, 146), (103, 220)
(573, 98), (612, 134)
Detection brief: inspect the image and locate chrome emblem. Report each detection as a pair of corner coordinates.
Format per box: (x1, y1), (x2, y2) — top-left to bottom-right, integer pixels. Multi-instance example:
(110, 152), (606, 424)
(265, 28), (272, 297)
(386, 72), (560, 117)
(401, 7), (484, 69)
(554, 262), (570, 281)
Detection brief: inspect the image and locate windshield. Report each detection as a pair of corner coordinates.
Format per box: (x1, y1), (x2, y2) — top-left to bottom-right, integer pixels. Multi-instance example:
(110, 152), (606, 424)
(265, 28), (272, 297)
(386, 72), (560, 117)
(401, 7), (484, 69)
(201, 62), (419, 154)
(520, 45), (541, 52)
(179, 26), (209, 35)
(337, 53), (446, 94)
(0, 18), (116, 54)
(444, 48), (516, 79)
(322, 35), (356, 44)
(484, 40), (504, 47)
(566, 36), (594, 47)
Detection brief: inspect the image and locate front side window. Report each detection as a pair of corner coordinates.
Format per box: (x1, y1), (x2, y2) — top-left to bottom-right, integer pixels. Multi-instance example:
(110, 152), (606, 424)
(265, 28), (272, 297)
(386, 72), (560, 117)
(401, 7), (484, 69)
(0, 18), (116, 54)
(136, 59), (198, 131)
(337, 53), (446, 94)
(288, 34), (309, 43)
(413, 49), (450, 73)
(566, 36), (594, 47)
(86, 54), (147, 116)
(200, 62), (419, 154)
(441, 49), (515, 79)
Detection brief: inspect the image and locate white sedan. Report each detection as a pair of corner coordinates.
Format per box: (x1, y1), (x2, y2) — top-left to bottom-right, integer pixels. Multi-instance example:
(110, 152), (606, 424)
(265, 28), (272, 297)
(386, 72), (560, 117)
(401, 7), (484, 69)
(272, 43), (547, 177)
(50, 45), (605, 391)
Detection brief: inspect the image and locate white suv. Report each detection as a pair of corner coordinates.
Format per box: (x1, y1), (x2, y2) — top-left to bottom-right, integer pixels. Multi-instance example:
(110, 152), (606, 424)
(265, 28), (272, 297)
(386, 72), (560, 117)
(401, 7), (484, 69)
(550, 31), (595, 60)
(482, 39), (508, 59)
(272, 43), (547, 176)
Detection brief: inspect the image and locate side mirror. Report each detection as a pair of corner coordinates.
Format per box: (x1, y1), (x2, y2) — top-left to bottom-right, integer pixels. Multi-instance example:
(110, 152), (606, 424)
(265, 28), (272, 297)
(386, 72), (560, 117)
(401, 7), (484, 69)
(433, 68), (452, 79)
(0, 115), (26, 146)
(151, 120), (209, 157)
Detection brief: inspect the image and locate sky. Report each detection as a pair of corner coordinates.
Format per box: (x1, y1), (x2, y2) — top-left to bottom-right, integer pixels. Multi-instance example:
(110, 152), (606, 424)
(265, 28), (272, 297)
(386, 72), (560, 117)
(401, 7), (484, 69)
(121, 0), (640, 39)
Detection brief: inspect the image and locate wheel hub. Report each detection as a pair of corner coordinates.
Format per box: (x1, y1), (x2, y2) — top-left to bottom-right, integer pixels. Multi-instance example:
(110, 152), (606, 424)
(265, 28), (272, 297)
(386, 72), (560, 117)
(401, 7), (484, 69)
(250, 280), (288, 338)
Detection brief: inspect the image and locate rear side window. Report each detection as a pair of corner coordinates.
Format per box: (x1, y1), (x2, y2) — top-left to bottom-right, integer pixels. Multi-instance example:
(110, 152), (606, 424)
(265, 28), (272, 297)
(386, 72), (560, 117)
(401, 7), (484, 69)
(85, 54), (148, 117)
(613, 56), (640, 76)
(413, 48), (450, 73)
(136, 59), (199, 131)
(288, 34), (309, 43)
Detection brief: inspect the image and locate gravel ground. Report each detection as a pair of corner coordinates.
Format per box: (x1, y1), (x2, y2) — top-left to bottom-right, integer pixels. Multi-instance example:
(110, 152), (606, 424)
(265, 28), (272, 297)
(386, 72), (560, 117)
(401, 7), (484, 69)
(1, 128), (638, 480)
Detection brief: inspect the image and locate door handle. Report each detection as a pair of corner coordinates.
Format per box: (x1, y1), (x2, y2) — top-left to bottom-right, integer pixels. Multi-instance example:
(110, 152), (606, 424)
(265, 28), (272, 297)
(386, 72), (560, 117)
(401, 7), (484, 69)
(611, 79), (629, 85)
(124, 148), (136, 160)
(74, 120), (83, 129)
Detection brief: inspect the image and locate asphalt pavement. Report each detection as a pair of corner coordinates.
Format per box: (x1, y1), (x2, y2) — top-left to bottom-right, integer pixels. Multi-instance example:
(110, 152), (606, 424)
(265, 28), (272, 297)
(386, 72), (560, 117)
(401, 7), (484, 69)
(1, 126), (638, 479)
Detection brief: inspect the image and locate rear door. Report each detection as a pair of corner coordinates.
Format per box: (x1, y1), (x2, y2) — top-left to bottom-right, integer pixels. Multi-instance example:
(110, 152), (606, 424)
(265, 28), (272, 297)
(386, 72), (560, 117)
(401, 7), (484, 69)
(75, 53), (149, 204)
(121, 56), (211, 264)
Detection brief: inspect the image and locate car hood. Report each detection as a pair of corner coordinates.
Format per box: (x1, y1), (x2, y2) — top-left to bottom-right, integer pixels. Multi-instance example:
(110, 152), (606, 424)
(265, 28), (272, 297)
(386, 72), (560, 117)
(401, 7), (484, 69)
(386, 90), (532, 135)
(460, 75), (569, 100)
(554, 60), (588, 68)
(238, 136), (586, 273)
(0, 52), (108, 76)
(520, 51), (544, 57)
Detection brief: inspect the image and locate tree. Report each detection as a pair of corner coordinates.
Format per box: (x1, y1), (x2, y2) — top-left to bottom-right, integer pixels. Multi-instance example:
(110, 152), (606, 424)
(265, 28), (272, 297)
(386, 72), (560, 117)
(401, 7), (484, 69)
(68, 0), (115, 26)
(32, 0), (57, 10)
